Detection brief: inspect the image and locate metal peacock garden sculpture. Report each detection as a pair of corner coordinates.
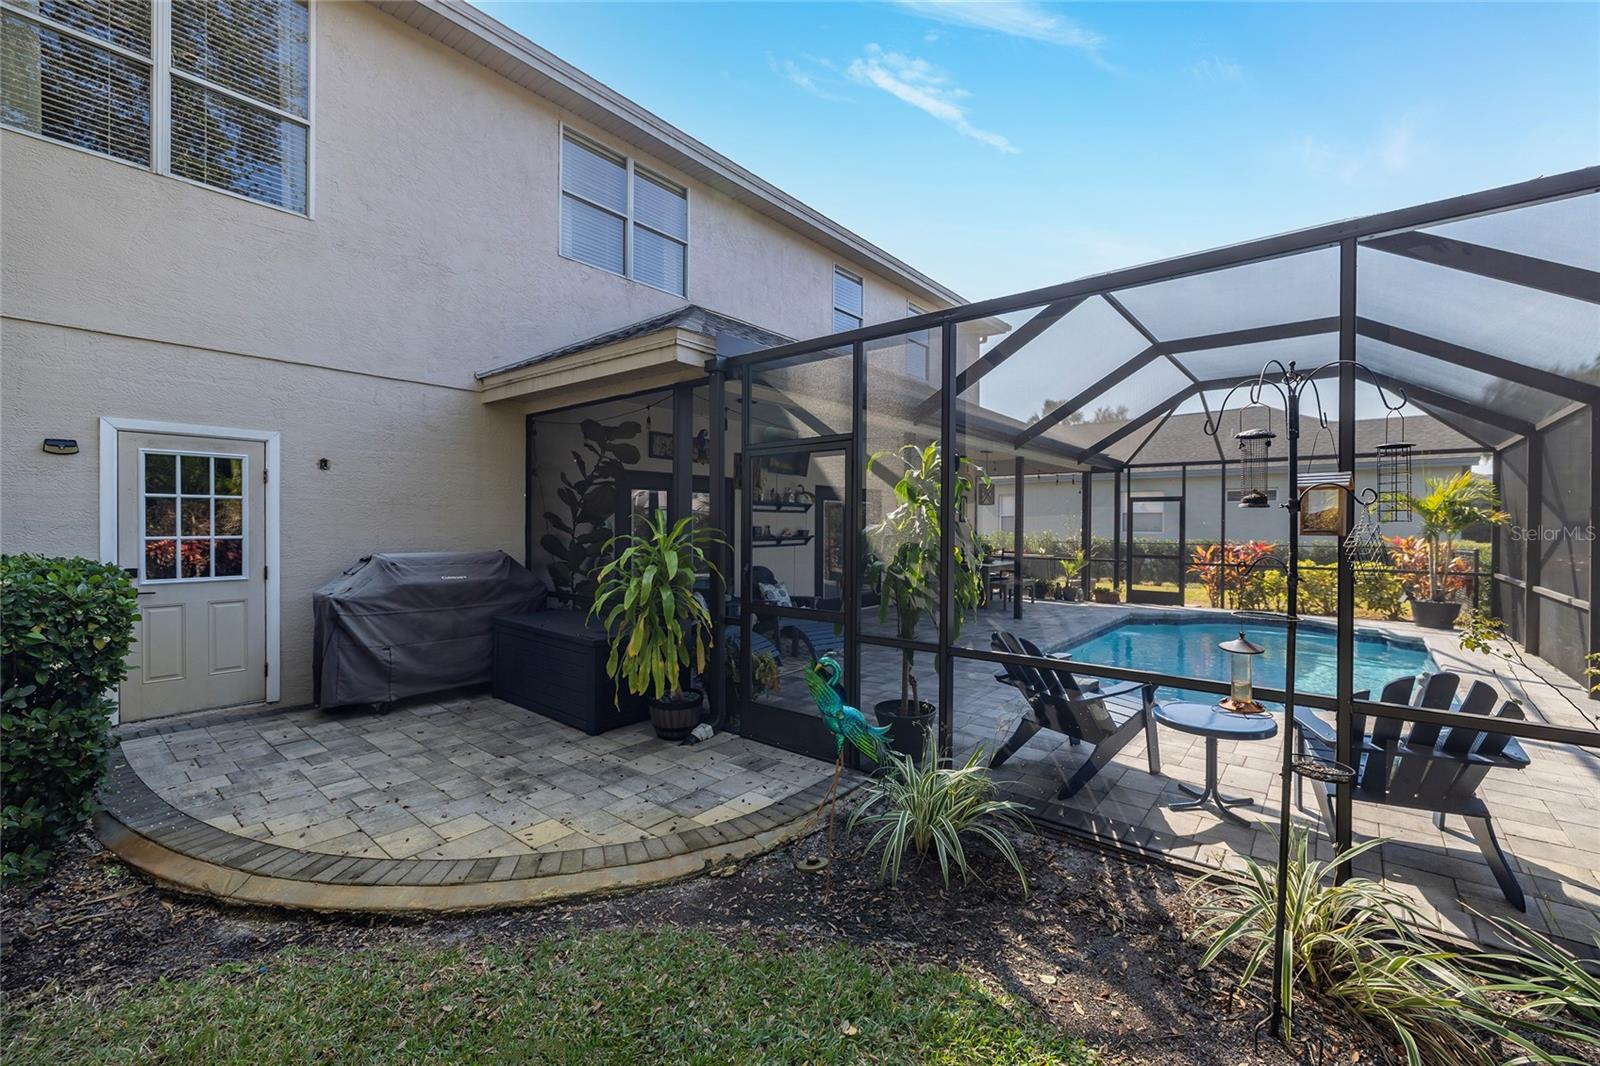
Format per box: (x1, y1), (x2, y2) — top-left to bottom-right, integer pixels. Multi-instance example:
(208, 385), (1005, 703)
(802, 654), (888, 877)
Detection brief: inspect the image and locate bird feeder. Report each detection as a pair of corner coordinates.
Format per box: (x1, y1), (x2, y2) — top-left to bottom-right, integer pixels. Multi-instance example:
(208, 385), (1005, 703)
(1218, 630), (1266, 714)
(1375, 410), (1414, 523)
(1234, 404), (1277, 509)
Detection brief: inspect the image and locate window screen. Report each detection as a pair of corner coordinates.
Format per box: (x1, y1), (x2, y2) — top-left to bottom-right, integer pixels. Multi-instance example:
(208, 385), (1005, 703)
(833, 268), (863, 333)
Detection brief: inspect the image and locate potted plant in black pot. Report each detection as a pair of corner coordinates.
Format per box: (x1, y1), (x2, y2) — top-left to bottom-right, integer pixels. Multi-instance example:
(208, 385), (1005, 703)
(864, 442), (986, 763)
(1057, 549), (1085, 601)
(591, 512), (722, 740)
(1407, 472), (1507, 630)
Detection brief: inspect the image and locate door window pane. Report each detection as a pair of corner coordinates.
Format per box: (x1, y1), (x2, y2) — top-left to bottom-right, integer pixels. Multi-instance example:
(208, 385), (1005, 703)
(180, 538), (211, 578)
(142, 450), (246, 581)
(144, 496), (175, 536)
(180, 497), (211, 536)
(145, 539), (176, 579)
(214, 497), (241, 535)
(180, 454), (209, 493)
(214, 538), (243, 576)
(145, 452), (175, 493)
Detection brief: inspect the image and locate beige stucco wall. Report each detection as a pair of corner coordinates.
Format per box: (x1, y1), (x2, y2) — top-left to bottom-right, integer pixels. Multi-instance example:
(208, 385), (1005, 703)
(0, 1), (946, 711)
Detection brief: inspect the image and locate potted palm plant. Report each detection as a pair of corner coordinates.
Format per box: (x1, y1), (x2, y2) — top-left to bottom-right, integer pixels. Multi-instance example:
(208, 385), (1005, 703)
(1406, 472), (1507, 629)
(865, 442), (986, 763)
(1057, 548), (1085, 601)
(590, 512), (722, 740)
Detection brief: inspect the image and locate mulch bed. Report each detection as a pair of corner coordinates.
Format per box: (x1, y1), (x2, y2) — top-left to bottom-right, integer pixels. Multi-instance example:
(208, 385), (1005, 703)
(3, 822), (1385, 1064)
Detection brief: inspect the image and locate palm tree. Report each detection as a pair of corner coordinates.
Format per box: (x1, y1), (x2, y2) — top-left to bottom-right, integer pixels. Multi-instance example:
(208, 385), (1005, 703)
(1408, 472), (1508, 603)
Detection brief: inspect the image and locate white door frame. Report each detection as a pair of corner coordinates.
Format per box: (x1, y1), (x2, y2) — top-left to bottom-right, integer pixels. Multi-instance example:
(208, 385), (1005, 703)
(99, 417), (282, 716)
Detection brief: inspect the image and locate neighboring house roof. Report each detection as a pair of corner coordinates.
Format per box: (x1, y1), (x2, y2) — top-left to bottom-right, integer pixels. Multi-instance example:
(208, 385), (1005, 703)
(373, 0), (963, 308)
(1053, 410), (1479, 467)
(475, 305), (789, 381)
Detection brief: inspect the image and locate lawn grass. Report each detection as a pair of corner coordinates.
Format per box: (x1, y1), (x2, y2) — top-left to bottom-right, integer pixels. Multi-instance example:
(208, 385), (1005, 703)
(3, 929), (1095, 1065)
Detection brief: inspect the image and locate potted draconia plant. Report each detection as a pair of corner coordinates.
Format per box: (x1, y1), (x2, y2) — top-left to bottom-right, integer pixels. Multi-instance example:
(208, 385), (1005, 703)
(590, 512), (722, 741)
(865, 442), (986, 763)
(1406, 472), (1507, 629)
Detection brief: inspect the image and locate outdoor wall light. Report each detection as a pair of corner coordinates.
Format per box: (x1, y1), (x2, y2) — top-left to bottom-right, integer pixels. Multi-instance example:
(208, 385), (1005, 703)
(42, 438), (78, 455)
(1233, 404), (1276, 508)
(1218, 630), (1266, 714)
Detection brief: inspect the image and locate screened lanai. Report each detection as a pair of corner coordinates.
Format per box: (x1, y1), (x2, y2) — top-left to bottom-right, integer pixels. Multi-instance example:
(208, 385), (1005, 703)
(717, 167), (1599, 953)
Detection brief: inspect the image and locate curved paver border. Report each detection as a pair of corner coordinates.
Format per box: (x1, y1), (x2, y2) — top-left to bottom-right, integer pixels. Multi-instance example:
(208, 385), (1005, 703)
(96, 750), (845, 911)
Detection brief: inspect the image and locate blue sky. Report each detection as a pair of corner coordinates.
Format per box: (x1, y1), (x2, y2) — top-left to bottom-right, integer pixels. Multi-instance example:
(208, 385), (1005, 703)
(476, 1), (1598, 302)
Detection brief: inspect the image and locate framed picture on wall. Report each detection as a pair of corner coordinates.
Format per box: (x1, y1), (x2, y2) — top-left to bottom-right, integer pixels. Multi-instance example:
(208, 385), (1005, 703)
(819, 494), (845, 600)
(648, 431), (674, 460)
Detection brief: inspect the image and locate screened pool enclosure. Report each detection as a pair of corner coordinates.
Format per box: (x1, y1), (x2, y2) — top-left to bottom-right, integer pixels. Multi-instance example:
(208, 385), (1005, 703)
(525, 168), (1599, 952)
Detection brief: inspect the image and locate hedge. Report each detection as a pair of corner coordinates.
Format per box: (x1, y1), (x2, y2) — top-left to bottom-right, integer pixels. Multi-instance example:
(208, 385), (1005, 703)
(1, 555), (138, 878)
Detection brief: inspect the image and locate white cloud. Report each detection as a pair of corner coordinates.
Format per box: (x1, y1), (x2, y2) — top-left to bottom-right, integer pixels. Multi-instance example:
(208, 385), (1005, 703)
(1291, 119), (1424, 185)
(767, 54), (848, 102)
(846, 44), (1019, 153)
(1188, 56), (1244, 85)
(892, 1), (1104, 51)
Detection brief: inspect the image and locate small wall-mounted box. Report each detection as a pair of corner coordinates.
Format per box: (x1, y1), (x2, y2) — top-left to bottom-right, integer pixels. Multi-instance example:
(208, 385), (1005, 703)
(42, 438), (79, 455)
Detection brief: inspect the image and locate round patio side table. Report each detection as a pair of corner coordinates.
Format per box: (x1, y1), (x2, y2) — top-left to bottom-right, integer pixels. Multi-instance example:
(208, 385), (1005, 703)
(1153, 702), (1278, 824)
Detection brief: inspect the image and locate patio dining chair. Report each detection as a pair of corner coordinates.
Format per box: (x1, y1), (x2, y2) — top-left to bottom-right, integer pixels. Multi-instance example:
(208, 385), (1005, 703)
(988, 630), (1161, 799)
(1292, 674), (1532, 910)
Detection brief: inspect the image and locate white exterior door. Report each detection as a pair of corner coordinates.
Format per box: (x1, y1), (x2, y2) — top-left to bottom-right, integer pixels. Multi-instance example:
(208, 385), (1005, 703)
(117, 432), (268, 721)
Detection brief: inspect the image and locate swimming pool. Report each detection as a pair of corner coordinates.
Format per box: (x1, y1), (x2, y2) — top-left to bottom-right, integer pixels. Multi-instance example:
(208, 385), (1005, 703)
(1060, 617), (1436, 703)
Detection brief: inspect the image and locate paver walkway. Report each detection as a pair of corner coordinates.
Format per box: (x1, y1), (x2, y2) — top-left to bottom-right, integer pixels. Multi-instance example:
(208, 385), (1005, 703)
(99, 695), (842, 909)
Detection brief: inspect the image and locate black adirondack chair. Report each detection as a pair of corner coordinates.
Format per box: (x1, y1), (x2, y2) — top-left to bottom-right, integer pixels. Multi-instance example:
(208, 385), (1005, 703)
(989, 631), (1161, 798)
(1293, 673), (1532, 910)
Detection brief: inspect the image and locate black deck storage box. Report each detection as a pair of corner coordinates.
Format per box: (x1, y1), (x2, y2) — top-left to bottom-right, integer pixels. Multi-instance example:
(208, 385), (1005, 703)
(491, 611), (648, 734)
(313, 552), (548, 708)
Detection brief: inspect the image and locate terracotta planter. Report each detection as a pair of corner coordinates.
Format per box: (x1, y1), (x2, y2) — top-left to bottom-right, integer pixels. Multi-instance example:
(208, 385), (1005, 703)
(1409, 597), (1462, 630)
(649, 690), (704, 741)
(874, 699), (935, 765)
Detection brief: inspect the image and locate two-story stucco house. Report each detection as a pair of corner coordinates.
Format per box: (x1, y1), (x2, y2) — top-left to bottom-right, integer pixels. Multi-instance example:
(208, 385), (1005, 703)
(0, 0), (962, 722)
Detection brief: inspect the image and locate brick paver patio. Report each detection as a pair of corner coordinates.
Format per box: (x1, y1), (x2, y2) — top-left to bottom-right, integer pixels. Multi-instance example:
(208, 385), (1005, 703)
(102, 694), (841, 900)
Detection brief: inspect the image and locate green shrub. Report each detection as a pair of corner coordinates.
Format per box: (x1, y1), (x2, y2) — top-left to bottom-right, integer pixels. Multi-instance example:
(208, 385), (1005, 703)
(1354, 562), (1407, 620)
(1, 554), (138, 878)
(849, 739), (1031, 893)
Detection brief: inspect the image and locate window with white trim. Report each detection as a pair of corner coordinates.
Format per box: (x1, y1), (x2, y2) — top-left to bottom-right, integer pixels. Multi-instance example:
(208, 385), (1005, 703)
(1, 0), (311, 212)
(832, 267), (863, 333)
(905, 301), (931, 380)
(998, 490), (1015, 532)
(560, 130), (688, 296)
(1131, 499), (1166, 534)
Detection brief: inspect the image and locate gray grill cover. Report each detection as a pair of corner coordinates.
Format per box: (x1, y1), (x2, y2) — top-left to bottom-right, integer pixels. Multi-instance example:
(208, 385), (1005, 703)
(313, 552), (548, 707)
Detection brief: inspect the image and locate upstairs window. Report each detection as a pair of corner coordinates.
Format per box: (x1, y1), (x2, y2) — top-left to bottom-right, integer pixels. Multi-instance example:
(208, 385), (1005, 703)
(1, 0), (312, 213)
(560, 129), (688, 296)
(1, 0), (154, 165)
(832, 267), (863, 333)
(905, 301), (931, 380)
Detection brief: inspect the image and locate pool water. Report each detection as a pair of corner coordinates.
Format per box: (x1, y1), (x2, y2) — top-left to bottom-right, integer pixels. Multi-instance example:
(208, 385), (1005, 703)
(1062, 619), (1436, 703)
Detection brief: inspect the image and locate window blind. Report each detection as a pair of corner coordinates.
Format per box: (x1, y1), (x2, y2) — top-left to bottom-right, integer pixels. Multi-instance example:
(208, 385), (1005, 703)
(1, 0), (311, 212)
(560, 132), (688, 296)
(833, 268), (863, 332)
(170, 76), (306, 212)
(1, 4), (151, 165)
(169, 0), (308, 211)
(632, 168), (685, 294)
(172, 0), (309, 117)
